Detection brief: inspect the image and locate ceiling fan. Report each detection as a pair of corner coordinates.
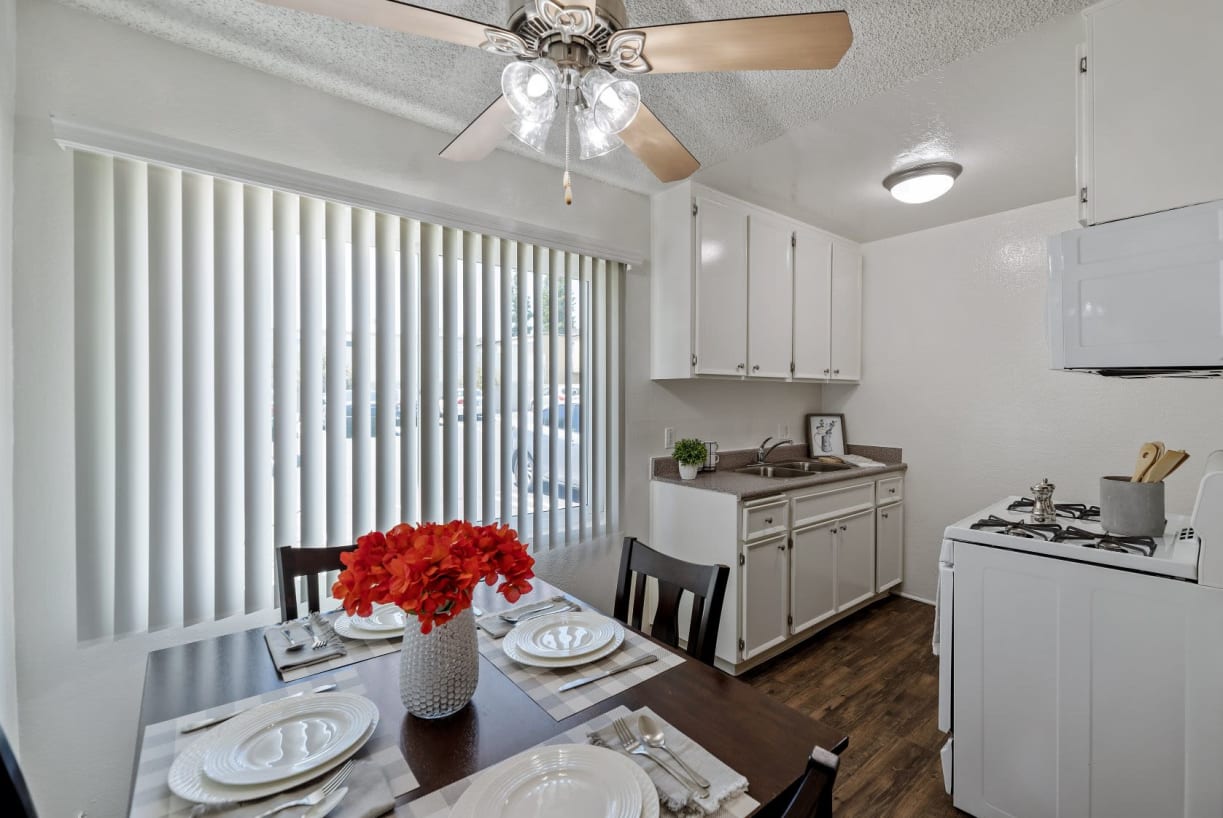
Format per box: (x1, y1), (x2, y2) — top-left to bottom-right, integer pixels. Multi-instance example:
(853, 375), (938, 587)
(259, 1), (853, 203)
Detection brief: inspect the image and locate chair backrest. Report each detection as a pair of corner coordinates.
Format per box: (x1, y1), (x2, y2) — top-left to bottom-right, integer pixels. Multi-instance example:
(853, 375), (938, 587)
(613, 537), (729, 666)
(0, 725), (37, 818)
(276, 544), (357, 620)
(780, 746), (840, 818)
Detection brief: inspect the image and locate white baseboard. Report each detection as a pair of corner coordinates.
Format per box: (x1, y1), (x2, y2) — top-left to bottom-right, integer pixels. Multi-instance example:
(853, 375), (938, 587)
(896, 590), (935, 606)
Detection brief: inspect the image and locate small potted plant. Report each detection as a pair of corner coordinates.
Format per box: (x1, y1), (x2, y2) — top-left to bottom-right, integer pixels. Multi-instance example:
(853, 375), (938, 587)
(673, 438), (707, 480)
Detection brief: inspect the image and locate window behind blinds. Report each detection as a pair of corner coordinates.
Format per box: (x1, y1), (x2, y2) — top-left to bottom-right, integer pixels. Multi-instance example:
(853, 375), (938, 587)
(73, 151), (623, 640)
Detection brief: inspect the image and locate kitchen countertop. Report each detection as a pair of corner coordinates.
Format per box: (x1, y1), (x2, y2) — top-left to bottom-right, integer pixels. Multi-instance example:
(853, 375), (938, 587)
(651, 442), (906, 501)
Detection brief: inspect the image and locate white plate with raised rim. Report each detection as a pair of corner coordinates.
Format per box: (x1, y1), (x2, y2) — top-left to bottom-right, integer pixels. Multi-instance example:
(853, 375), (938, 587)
(451, 744), (657, 818)
(201, 693), (378, 786)
(169, 714), (377, 804)
(502, 619), (625, 669)
(350, 603), (408, 632)
(512, 611), (619, 660)
(333, 614), (403, 641)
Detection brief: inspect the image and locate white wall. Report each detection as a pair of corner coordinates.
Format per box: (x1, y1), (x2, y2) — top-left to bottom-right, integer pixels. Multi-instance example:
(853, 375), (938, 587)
(0, 0), (18, 751)
(823, 196), (1223, 603)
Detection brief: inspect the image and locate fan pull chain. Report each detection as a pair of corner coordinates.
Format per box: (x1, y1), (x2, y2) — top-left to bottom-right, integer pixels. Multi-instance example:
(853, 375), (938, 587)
(562, 82), (573, 206)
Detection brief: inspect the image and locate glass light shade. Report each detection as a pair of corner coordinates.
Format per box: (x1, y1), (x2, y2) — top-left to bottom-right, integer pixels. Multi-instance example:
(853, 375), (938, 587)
(506, 115), (553, 152)
(502, 59), (561, 123)
(576, 108), (622, 159)
(882, 162), (963, 204)
(580, 67), (640, 134)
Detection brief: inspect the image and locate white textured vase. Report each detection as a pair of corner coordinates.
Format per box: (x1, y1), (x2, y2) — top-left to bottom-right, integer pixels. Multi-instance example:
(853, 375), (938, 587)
(398, 606), (479, 719)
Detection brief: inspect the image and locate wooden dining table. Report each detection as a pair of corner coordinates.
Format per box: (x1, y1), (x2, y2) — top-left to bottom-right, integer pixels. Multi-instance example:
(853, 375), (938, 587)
(132, 583), (847, 816)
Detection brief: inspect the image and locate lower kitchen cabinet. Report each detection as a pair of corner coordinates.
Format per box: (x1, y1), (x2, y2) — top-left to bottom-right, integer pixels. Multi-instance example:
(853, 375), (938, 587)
(876, 502), (904, 592)
(651, 470), (907, 674)
(741, 533), (791, 660)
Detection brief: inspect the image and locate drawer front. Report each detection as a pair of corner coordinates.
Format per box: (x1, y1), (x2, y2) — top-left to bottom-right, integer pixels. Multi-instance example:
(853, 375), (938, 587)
(791, 481), (875, 528)
(877, 475), (904, 504)
(741, 498), (789, 542)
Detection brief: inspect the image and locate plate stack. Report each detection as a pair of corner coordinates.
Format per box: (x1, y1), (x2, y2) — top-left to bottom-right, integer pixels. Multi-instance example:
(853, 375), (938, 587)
(502, 611), (626, 668)
(168, 693), (379, 804)
(451, 744), (659, 818)
(333, 602), (408, 640)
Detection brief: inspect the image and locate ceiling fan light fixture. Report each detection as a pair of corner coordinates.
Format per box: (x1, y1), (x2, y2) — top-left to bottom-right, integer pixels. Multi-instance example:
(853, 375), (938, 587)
(579, 67), (641, 134)
(576, 107), (623, 160)
(882, 162), (963, 204)
(506, 115), (553, 153)
(501, 58), (561, 122)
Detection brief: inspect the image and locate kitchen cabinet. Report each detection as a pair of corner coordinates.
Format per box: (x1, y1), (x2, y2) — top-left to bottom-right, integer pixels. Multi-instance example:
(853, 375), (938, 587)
(1078, 0), (1223, 225)
(649, 180), (862, 383)
(694, 194), (748, 376)
(875, 502), (904, 593)
(651, 470), (906, 674)
(741, 533), (791, 660)
(747, 215), (795, 379)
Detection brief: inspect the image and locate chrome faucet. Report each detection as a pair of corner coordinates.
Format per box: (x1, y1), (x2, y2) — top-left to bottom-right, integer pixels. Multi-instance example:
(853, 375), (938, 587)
(757, 436), (793, 464)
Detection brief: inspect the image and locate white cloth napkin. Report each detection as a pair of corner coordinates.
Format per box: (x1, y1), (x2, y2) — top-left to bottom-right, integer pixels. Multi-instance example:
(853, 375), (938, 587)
(475, 595), (572, 639)
(263, 613), (346, 672)
(589, 707), (749, 815)
(187, 760), (394, 818)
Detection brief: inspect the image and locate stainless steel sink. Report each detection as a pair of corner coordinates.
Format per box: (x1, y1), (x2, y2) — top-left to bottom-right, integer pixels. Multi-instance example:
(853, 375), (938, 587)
(733, 465), (813, 478)
(775, 460), (856, 473)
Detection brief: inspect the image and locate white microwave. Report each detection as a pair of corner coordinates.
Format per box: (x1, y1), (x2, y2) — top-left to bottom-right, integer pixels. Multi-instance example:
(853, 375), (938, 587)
(1048, 199), (1223, 377)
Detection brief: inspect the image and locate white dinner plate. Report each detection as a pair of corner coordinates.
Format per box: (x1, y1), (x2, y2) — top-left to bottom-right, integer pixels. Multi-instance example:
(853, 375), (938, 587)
(501, 619), (625, 669)
(350, 603), (408, 632)
(333, 614), (403, 641)
(451, 744), (656, 818)
(512, 611), (619, 660)
(201, 693), (378, 786)
(168, 714), (377, 804)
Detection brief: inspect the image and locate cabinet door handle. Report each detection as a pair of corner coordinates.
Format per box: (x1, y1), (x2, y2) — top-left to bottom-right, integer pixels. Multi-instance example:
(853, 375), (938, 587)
(889, 488), (896, 494)
(881, 513), (889, 519)
(736, 363), (745, 371)
(752, 365), (760, 373)
(823, 368), (830, 375)
(840, 525), (847, 532)
(833, 369), (841, 375)
(777, 543), (786, 552)
(763, 517), (774, 525)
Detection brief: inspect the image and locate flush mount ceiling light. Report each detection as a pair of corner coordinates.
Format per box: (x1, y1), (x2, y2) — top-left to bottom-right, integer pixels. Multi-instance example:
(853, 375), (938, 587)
(882, 162), (963, 204)
(259, 0), (855, 205)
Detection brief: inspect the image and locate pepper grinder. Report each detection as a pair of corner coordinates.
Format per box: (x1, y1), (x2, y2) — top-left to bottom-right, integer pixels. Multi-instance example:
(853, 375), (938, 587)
(1031, 478), (1057, 524)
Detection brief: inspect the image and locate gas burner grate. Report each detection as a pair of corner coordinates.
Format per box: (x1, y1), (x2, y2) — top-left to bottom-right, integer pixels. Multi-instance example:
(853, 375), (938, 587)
(973, 515), (1158, 556)
(970, 515), (1063, 541)
(1007, 498), (1101, 521)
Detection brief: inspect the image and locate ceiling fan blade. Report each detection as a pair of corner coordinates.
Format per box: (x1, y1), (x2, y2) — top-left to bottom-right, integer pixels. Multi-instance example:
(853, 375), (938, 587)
(620, 104), (700, 183)
(634, 11), (852, 73)
(257, 0), (506, 49)
(439, 96), (515, 162)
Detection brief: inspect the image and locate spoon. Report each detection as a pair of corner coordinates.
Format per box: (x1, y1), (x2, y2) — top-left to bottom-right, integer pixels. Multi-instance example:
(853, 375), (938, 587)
(179, 683), (338, 733)
(303, 785), (348, 818)
(282, 627), (305, 652)
(638, 714), (711, 789)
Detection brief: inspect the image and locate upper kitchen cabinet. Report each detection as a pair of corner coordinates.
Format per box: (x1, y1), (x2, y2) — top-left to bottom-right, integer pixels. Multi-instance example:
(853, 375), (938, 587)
(650, 180), (863, 382)
(1078, 0), (1223, 225)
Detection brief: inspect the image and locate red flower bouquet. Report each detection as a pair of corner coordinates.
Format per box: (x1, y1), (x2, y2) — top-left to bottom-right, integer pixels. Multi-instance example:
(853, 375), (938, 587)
(332, 521), (534, 634)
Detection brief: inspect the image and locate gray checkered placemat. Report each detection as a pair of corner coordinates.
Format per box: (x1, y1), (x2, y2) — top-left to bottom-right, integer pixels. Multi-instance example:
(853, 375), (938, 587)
(398, 705), (759, 818)
(277, 617), (403, 682)
(128, 668), (418, 817)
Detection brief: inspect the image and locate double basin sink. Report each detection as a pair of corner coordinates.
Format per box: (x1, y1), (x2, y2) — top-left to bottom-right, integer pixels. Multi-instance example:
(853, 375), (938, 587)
(734, 461), (855, 479)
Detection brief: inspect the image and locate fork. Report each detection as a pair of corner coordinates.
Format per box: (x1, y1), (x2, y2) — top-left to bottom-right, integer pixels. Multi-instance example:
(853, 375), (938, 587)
(251, 760), (354, 818)
(612, 718), (707, 797)
(302, 621), (327, 650)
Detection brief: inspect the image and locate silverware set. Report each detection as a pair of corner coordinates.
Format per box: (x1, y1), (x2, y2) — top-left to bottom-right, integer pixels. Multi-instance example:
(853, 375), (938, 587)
(282, 618), (329, 652)
(498, 597), (576, 623)
(612, 716), (710, 798)
(251, 759), (353, 818)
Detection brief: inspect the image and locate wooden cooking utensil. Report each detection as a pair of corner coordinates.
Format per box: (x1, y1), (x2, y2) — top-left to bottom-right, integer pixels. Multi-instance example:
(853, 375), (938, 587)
(1130, 442), (1161, 482)
(1142, 449), (1190, 483)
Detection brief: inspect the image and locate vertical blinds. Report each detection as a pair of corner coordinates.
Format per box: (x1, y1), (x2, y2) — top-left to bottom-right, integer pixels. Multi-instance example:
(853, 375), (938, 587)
(73, 151), (623, 640)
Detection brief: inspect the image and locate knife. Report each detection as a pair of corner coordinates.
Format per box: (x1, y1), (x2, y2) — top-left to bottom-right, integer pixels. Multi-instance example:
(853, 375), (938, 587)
(498, 596), (569, 623)
(178, 683), (337, 733)
(559, 654), (659, 692)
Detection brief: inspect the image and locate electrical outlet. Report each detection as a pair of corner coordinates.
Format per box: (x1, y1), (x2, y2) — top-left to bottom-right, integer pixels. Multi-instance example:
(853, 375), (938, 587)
(664, 427), (675, 448)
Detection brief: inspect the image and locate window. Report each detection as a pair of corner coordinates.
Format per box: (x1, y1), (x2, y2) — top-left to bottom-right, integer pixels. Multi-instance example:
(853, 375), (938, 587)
(72, 151), (623, 639)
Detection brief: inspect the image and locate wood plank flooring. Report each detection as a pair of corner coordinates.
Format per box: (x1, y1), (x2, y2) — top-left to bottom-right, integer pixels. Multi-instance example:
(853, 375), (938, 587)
(743, 596), (963, 817)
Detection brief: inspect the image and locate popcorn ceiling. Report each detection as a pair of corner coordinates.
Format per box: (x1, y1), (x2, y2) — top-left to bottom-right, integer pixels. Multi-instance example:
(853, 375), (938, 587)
(51, 0), (1091, 193)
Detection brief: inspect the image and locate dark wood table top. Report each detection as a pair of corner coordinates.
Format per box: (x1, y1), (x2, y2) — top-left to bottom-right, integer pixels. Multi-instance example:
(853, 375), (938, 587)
(136, 586), (848, 815)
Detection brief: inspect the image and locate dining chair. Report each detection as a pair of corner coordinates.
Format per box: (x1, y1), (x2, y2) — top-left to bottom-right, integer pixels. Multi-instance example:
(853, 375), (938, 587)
(276, 544), (357, 620)
(779, 746), (840, 818)
(1, 724), (38, 818)
(613, 536), (729, 666)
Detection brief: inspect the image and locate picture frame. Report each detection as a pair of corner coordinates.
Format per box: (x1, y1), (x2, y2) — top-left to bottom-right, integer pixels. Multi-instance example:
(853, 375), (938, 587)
(806, 413), (847, 458)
